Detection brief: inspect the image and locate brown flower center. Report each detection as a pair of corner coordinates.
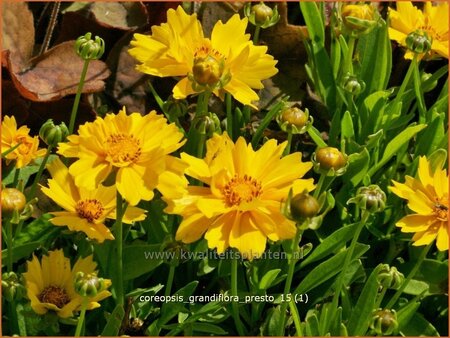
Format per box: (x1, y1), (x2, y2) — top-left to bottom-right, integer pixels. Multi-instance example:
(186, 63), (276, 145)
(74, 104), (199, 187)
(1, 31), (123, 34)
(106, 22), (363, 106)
(76, 199), (104, 222)
(223, 174), (262, 206)
(39, 285), (70, 309)
(106, 133), (141, 165)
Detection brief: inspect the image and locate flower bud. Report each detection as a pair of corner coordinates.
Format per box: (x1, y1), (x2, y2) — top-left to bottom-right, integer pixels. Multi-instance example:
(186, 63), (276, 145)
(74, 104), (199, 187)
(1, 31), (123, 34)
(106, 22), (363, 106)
(245, 2), (280, 29)
(342, 74), (366, 96)
(377, 264), (405, 289)
(290, 191), (320, 221)
(74, 271), (106, 298)
(370, 309), (398, 336)
(75, 32), (105, 60)
(193, 113), (220, 136)
(2, 272), (26, 302)
(341, 4), (378, 36)
(347, 184), (386, 213)
(192, 55), (222, 86)
(1, 188), (26, 217)
(405, 30), (432, 55)
(163, 96), (188, 119)
(39, 119), (69, 147)
(162, 239), (189, 265)
(277, 107), (313, 134)
(313, 147), (348, 176)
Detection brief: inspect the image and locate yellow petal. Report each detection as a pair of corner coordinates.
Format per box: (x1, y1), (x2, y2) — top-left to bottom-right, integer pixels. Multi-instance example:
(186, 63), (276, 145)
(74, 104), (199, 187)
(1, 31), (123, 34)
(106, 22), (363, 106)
(205, 212), (235, 253)
(229, 211), (266, 259)
(175, 213), (211, 243)
(396, 214), (434, 232)
(436, 223), (449, 251)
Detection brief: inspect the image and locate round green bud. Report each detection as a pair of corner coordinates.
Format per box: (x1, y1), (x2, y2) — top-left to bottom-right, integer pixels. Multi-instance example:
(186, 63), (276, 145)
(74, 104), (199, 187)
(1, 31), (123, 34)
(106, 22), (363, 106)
(1, 188), (26, 217)
(405, 30), (432, 55)
(290, 192), (320, 220)
(74, 271), (106, 298)
(348, 184), (386, 213)
(370, 309), (398, 336)
(314, 147), (348, 176)
(377, 265), (405, 289)
(192, 55), (222, 86)
(244, 2), (280, 29)
(281, 107), (308, 128)
(2, 272), (26, 302)
(252, 3), (273, 25)
(75, 32), (105, 60)
(39, 119), (69, 147)
(342, 74), (365, 96)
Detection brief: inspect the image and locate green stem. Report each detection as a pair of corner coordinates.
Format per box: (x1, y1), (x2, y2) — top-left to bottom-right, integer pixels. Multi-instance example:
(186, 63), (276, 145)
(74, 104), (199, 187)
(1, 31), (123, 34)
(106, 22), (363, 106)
(114, 193), (127, 306)
(253, 26), (261, 45)
(69, 59), (90, 134)
(385, 242), (432, 309)
(289, 299), (303, 337)
(328, 211), (370, 332)
(341, 37), (356, 79)
(165, 264), (176, 297)
(197, 132), (206, 158)
(231, 258), (246, 336)
(283, 129), (293, 156)
(28, 146), (53, 199)
(2, 143), (21, 158)
(197, 91), (212, 117)
(6, 219), (13, 272)
(12, 168), (20, 188)
(74, 298), (88, 337)
(412, 57), (426, 123)
(278, 228), (302, 336)
(226, 93), (233, 137)
(394, 56), (416, 105)
(374, 286), (388, 311)
(313, 174), (326, 199)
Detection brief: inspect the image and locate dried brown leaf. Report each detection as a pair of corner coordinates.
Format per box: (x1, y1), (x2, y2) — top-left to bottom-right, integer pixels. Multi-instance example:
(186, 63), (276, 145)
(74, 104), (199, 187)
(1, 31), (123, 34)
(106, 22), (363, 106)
(7, 41), (110, 102)
(90, 2), (148, 30)
(1, 2), (35, 69)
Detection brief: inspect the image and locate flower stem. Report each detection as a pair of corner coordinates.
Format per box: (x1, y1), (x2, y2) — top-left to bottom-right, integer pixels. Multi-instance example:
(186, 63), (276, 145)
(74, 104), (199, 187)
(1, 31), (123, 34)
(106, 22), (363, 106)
(385, 242), (432, 309)
(28, 146), (53, 199)
(289, 299), (303, 336)
(278, 227), (302, 336)
(226, 93), (233, 138)
(394, 56), (416, 105)
(328, 210), (370, 332)
(6, 219), (14, 272)
(1, 143), (21, 158)
(114, 192), (127, 306)
(341, 37), (356, 79)
(69, 59), (90, 134)
(313, 174), (326, 199)
(74, 297), (88, 337)
(231, 258), (246, 336)
(253, 26), (261, 45)
(164, 264), (176, 297)
(12, 168), (20, 188)
(283, 129), (293, 156)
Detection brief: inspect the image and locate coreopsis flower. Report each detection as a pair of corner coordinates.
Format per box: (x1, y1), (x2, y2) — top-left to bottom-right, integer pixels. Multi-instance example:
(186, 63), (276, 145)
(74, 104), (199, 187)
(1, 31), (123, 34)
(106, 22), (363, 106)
(1, 115), (46, 168)
(58, 107), (187, 206)
(128, 6), (278, 108)
(23, 250), (111, 318)
(388, 2), (448, 59)
(164, 133), (315, 259)
(390, 156), (448, 251)
(40, 158), (146, 242)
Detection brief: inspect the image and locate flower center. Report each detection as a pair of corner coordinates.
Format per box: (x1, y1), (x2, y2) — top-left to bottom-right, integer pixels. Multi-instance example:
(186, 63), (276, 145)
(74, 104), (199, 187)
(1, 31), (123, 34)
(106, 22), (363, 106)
(39, 285), (70, 309)
(192, 45), (225, 87)
(433, 200), (448, 222)
(75, 199), (104, 222)
(222, 174), (262, 206)
(106, 133), (141, 166)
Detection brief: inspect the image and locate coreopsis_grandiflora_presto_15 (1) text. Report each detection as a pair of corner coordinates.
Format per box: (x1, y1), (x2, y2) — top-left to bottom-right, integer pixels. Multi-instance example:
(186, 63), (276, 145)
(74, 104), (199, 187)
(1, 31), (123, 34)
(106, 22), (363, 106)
(128, 6), (278, 109)
(57, 107), (187, 206)
(163, 132), (315, 259)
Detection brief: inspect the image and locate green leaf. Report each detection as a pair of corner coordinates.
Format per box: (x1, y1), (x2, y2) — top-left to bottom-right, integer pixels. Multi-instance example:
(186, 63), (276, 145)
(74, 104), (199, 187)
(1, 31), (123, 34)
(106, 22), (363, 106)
(259, 269), (281, 290)
(2, 155), (58, 187)
(403, 279), (429, 295)
(415, 111), (445, 156)
(158, 281), (198, 326)
(369, 124), (427, 175)
(343, 147), (370, 186)
(192, 323), (228, 335)
(294, 243), (370, 294)
(305, 313), (321, 336)
(300, 223), (358, 268)
(341, 110), (354, 140)
(2, 241), (41, 266)
(300, 2), (324, 44)
(347, 264), (385, 335)
(399, 312), (440, 336)
(397, 301), (420, 332)
(101, 305), (124, 336)
(14, 214), (57, 245)
(123, 243), (163, 280)
(267, 306), (283, 336)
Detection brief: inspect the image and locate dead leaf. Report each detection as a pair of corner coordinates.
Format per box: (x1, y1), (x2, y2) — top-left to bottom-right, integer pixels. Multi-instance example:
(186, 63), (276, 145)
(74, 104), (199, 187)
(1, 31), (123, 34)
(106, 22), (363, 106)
(6, 41), (110, 102)
(1, 2), (35, 70)
(90, 2), (148, 30)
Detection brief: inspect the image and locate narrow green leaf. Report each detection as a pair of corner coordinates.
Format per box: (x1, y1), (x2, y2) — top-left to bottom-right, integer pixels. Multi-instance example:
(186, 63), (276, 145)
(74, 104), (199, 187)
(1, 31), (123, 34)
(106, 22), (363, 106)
(397, 301), (420, 332)
(300, 2), (324, 43)
(343, 147), (370, 186)
(369, 124), (427, 175)
(2, 241), (41, 266)
(123, 244), (163, 280)
(159, 281), (199, 326)
(192, 323), (228, 335)
(101, 305), (124, 336)
(400, 312), (440, 336)
(300, 223), (358, 268)
(268, 306), (283, 336)
(347, 264), (385, 335)
(341, 110), (354, 140)
(259, 269), (281, 290)
(415, 112), (445, 156)
(305, 313), (321, 336)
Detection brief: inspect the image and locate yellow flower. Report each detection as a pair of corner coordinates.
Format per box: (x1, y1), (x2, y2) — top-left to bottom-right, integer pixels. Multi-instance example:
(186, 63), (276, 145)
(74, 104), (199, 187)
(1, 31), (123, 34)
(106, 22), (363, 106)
(1, 115), (46, 168)
(23, 249), (111, 318)
(58, 107), (187, 206)
(129, 6), (278, 108)
(388, 2), (448, 59)
(164, 133), (315, 259)
(390, 156), (448, 251)
(41, 158), (146, 242)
